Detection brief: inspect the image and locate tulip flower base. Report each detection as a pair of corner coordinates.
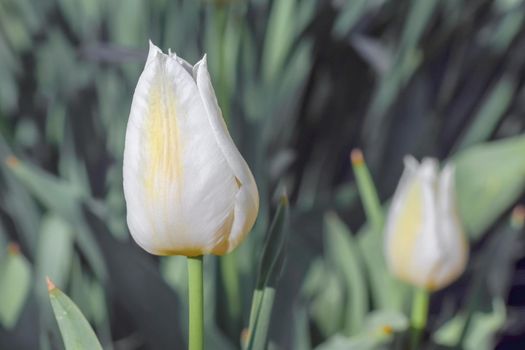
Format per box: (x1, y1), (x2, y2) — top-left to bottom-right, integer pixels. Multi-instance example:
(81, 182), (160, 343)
(188, 256), (204, 350)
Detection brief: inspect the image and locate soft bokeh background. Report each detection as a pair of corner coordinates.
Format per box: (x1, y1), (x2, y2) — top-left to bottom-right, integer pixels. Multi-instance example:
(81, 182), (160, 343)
(1, 0), (525, 349)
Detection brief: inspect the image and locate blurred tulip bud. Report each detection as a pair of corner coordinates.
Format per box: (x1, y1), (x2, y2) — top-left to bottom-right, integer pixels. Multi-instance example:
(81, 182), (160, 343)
(384, 156), (468, 291)
(123, 41), (259, 256)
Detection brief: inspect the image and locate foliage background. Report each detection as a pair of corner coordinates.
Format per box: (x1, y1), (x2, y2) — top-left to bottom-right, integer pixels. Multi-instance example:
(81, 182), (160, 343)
(0, 0), (525, 349)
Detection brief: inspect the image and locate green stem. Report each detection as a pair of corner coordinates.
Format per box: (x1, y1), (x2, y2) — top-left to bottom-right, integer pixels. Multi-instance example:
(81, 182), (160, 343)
(410, 288), (429, 350)
(188, 256), (204, 350)
(351, 150), (384, 231)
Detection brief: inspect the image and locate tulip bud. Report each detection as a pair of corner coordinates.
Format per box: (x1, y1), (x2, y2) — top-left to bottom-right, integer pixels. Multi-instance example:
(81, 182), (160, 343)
(384, 156), (468, 291)
(123, 41), (259, 256)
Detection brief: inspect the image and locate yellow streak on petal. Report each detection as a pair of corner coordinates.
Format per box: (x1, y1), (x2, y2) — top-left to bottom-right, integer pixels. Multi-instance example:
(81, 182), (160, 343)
(390, 180), (423, 283)
(143, 69), (183, 201)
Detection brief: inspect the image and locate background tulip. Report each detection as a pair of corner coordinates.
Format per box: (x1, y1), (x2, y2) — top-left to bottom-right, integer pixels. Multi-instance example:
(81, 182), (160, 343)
(123, 42), (259, 257)
(384, 156), (468, 291)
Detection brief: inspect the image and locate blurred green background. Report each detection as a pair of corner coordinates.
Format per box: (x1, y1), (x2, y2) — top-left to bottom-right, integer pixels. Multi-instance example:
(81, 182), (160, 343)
(1, 0), (525, 349)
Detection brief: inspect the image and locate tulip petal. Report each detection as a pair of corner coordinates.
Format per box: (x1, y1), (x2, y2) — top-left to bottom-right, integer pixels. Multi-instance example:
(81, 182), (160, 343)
(432, 163), (468, 288)
(123, 43), (239, 255)
(385, 157), (425, 284)
(146, 40), (162, 66)
(410, 158), (442, 288)
(385, 157), (442, 289)
(194, 56), (259, 252)
(167, 48), (193, 74)
(385, 157), (468, 290)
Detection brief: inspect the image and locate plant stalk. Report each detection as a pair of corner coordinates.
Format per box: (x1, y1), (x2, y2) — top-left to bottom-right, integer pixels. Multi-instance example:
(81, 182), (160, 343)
(410, 287), (429, 350)
(188, 256), (204, 350)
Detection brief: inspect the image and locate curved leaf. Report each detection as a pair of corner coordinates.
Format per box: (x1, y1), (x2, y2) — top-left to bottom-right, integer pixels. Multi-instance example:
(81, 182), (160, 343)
(454, 135), (525, 240)
(48, 279), (103, 350)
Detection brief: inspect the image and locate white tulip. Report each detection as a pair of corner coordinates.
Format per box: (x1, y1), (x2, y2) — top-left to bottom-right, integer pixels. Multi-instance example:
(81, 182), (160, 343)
(123, 41), (259, 256)
(384, 156), (468, 291)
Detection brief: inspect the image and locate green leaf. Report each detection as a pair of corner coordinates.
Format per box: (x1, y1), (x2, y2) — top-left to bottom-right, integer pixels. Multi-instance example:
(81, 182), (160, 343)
(301, 258), (346, 338)
(357, 224), (408, 312)
(248, 287), (278, 350)
(56, 0), (104, 39)
(324, 212), (367, 335)
(247, 195), (290, 350)
(48, 280), (103, 350)
(69, 256), (112, 348)
(456, 77), (516, 151)
(362, 310), (408, 337)
(6, 157), (107, 280)
(69, 256), (94, 322)
(14, 119), (39, 148)
(332, 0), (369, 38)
(107, 0), (148, 81)
(58, 126), (91, 196)
(485, 2), (524, 53)
(433, 298), (506, 350)
(308, 267), (345, 337)
(314, 334), (380, 350)
(292, 305), (311, 350)
(204, 7), (242, 126)
(315, 310), (408, 350)
(363, 0), (437, 163)
(108, 0), (148, 47)
(35, 30), (93, 100)
(255, 195), (290, 290)
(0, 137), (40, 256)
(262, 0), (297, 83)
(398, 0), (439, 55)
(0, 171), (40, 256)
(6, 156), (83, 219)
(454, 135), (525, 240)
(36, 214), (74, 289)
(0, 247), (32, 329)
(464, 299), (506, 350)
(45, 102), (66, 145)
